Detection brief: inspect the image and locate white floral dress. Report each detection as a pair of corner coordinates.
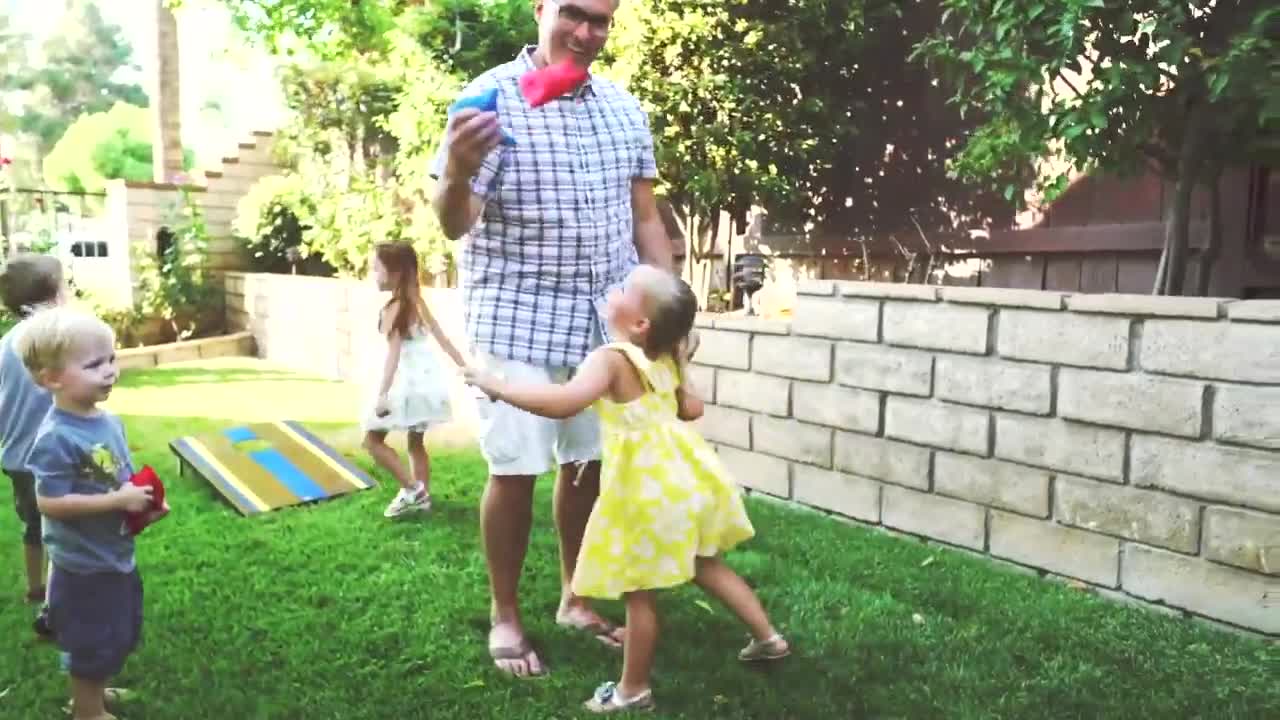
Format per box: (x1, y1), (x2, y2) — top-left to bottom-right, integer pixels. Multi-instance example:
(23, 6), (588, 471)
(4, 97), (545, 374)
(361, 321), (452, 433)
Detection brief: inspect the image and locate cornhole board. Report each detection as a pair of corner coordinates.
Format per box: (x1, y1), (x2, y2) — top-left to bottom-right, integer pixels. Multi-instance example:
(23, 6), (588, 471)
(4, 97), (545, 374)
(168, 420), (374, 516)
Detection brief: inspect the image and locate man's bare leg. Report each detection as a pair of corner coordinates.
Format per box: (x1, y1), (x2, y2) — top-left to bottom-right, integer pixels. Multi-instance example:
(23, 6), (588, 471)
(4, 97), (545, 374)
(481, 473), (544, 677)
(554, 460), (624, 647)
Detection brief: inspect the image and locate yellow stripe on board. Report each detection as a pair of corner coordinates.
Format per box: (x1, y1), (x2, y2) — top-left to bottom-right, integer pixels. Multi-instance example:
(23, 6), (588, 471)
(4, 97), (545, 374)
(270, 421), (368, 490)
(185, 437), (271, 513)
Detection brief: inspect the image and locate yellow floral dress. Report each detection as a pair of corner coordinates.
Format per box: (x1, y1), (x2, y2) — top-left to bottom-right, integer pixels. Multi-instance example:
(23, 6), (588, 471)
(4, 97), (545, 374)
(571, 342), (757, 600)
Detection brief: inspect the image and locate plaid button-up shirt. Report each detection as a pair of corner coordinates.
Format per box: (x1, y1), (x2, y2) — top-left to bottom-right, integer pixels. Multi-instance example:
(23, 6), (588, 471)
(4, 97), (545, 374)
(432, 47), (658, 369)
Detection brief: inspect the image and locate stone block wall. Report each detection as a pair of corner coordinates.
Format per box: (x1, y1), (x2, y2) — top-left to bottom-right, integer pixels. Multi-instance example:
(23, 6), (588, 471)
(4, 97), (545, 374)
(691, 281), (1280, 636)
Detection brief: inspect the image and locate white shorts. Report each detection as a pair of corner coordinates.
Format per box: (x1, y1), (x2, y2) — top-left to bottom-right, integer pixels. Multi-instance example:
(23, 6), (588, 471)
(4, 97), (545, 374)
(472, 353), (602, 477)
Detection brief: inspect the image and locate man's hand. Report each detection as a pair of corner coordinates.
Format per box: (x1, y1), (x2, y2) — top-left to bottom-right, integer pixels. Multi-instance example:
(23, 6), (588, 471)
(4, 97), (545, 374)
(443, 108), (504, 182)
(432, 109), (498, 240)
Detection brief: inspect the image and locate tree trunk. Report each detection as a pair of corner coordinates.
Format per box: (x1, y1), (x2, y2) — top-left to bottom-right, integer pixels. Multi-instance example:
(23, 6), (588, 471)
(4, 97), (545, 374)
(1195, 172), (1222, 297)
(1152, 237), (1169, 295)
(153, 0), (183, 184)
(1156, 104), (1208, 296)
(1160, 171), (1195, 295)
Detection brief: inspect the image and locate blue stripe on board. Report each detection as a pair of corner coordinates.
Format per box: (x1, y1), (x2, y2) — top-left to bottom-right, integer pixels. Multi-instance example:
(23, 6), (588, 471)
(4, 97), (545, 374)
(171, 438), (259, 515)
(224, 427), (257, 443)
(282, 420), (375, 488)
(247, 449), (328, 502)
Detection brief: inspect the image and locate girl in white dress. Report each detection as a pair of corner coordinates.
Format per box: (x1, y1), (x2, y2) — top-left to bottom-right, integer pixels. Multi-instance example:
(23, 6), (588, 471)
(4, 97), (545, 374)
(363, 242), (467, 518)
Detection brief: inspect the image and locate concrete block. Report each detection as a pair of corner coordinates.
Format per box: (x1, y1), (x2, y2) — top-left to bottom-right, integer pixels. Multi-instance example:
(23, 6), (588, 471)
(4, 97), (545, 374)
(835, 342), (932, 396)
(994, 415), (1125, 482)
(990, 512), (1120, 587)
(884, 397), (990, 456)
(834, 431), (931, 490)
(998, 309), (1129, 370)
(935, 355), (1052, 415)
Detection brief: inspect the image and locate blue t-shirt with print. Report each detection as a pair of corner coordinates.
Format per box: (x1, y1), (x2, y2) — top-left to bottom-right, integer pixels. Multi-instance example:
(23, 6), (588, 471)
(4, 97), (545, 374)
(27, 408), (136, 574)
(0, 318), (55, 471)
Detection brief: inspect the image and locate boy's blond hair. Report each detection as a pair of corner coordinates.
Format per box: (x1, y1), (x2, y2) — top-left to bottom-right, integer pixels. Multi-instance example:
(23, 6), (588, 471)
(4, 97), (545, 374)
(14, 307), (115, 375)
(0, 253), (64, 315)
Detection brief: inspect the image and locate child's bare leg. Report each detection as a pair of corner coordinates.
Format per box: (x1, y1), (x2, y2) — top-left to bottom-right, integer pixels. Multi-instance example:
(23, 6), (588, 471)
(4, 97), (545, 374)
(69, 676), (108, 719)
(619, 591), (659, 698)
(693, 556), (781, 643)
(23, 543), (46, 597)
(406, 431), (430, 494)
(363, 430), (412, 490)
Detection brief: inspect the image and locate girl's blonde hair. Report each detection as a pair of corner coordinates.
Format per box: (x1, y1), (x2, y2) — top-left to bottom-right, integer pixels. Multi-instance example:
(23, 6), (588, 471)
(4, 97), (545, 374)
(14, 307), (114, 375)
(638, 268), (698, 360)
(0, 253), (63, 315)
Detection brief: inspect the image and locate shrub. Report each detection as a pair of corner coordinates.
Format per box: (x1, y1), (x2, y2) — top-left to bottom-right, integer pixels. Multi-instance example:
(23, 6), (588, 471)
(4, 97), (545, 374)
(233, 174), (335, 276)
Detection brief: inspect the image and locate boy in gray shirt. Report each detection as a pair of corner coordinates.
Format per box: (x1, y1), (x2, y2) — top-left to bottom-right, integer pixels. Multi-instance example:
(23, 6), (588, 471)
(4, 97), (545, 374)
(0, 252), (66, 633)
(20, 307), (154, 720)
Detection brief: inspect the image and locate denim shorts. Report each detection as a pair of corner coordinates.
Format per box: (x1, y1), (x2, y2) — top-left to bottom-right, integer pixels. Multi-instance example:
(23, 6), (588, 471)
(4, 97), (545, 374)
(4, 469), (41, 546)
(48, 566), (144, 682)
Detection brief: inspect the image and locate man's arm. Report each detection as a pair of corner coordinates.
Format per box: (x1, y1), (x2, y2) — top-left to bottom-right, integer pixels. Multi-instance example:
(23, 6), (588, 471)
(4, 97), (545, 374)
(430, 107), (502, 241)
(632, 179), (673, 271)
(431, 174), (486, 241)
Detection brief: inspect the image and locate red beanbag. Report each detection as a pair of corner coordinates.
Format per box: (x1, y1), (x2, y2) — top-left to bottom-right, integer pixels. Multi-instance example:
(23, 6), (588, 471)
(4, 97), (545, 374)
(124, 465), (169, 536)
(519, 60), (589, 108)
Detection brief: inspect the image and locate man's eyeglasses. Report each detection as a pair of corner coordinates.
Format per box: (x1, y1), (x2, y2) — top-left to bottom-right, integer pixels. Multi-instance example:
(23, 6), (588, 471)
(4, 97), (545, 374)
(550, 0), (614, 35)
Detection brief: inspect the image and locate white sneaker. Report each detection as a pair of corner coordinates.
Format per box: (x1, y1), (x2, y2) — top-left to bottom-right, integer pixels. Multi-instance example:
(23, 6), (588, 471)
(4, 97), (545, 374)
(383, 488), (431, 518)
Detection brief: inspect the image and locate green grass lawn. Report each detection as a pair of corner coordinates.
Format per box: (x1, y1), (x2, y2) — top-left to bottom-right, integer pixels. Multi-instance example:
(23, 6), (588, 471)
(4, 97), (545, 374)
(2, 358), (1276, 719)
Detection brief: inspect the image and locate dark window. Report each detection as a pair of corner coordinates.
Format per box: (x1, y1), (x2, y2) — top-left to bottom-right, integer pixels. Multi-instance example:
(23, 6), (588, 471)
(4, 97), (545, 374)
(69, 241), (108, 258)
(156, 227), (174, 259)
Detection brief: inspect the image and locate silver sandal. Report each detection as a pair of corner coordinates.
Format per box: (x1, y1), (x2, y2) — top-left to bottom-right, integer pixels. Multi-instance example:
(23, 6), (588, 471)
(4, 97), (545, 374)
(583, 682), (656, 714)
(739, 633), (791, 662)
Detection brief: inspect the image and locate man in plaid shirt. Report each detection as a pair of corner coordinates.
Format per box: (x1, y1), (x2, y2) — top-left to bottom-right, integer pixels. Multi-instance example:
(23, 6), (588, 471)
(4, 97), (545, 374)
(430, 0), (672, 680)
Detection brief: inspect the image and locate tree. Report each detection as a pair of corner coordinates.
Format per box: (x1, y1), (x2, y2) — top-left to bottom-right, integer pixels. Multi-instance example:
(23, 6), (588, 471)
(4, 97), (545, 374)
(915, 0), (1280, 295)
(42, 102), (192, 193)
(605, 0), (1012, 269)
(0, 12), (28, 134)
(217, 0), (407, 61)
(6, 0), (148, 154)
(400, 0), (532, 80)
(153, 0), (184, 183)
(219, 0), (534, 277)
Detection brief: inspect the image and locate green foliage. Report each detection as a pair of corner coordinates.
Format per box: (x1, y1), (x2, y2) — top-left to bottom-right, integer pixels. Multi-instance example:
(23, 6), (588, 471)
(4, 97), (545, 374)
(223, 1), (526, 280)
(914, 0), (1280, 206)
(399, 0), (533, 79)
(0, 306), (16, 337)
(277, 60), (402, 170)
(133, 188), (222, 342)
(218, 0), (406, 60)
(41, 103), (193, 193)
(233, 174), (334, 276)
(3, 0), (148, 154)
(606, 0), (1012, 248)
(266, 35), (450, 277)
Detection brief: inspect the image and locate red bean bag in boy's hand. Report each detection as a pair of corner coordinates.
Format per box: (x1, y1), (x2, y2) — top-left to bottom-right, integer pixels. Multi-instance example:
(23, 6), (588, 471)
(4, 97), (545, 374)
(123, 465), (170, 536)
(519, 60), (589, 108)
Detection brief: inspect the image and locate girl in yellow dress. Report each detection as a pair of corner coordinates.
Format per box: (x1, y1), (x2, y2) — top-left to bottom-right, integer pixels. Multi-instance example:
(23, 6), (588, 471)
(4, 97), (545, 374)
(465, 265), (790, 714)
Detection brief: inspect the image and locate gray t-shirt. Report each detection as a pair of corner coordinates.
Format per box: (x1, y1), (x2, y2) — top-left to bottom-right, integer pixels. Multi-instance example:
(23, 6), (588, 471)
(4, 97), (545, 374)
(0, 318), (55, 471)
(27, 408), (136, 574)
